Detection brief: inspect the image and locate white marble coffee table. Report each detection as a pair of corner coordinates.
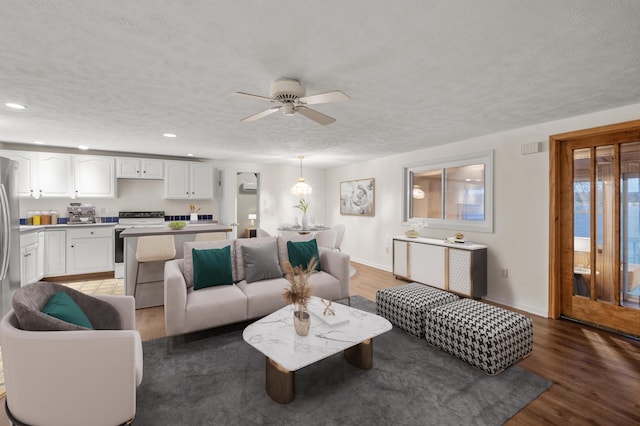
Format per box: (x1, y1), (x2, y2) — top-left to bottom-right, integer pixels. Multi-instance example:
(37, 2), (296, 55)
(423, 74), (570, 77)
(242, 297), (392, 403)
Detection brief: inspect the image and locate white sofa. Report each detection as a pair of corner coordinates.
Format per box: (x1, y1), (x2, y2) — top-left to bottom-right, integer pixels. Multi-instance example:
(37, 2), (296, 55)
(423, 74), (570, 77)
(164, 235), (350, 341)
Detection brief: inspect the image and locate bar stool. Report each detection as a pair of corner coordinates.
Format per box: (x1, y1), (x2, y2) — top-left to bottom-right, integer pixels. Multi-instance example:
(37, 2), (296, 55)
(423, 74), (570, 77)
(134, 235), (176, 298)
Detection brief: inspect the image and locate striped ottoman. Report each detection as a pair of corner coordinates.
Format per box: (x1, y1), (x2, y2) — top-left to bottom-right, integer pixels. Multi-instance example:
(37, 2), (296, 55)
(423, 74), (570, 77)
(376, 283), (459, 337)
(425, 299), (533, 375)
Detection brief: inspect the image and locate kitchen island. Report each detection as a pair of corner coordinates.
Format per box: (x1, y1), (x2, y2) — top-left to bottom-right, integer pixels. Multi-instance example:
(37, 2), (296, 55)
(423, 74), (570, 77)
(120, 223), (232, 308)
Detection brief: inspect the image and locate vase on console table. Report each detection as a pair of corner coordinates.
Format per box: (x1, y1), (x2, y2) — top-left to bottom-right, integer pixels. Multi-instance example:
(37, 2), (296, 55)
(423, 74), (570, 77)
(301, 213), (309, 229)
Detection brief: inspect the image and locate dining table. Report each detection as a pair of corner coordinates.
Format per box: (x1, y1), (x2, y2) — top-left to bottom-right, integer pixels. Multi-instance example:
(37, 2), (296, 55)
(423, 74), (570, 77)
(277, 225), (331, 235)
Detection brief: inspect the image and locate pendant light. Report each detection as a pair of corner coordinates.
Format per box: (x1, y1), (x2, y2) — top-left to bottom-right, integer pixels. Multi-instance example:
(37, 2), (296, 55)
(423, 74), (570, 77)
(291, 155), (312, 195)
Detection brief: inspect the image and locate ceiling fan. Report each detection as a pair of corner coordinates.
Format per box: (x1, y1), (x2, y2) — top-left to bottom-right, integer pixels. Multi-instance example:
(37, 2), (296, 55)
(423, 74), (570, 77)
(236, 78), (350, 126)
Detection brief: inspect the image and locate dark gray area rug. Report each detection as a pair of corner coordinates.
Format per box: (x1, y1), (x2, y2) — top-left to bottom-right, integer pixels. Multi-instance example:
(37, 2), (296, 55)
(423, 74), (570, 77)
(135, 296), (551, 425)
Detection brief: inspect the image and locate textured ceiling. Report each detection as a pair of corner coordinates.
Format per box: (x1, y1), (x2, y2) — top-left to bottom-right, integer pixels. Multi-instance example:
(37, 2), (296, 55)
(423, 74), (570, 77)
(1, 1), (640, 168)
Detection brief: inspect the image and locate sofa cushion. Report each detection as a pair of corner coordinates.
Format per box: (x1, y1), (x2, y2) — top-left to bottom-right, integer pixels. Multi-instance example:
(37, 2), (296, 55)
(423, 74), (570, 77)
(276, 233), (315, 272)
(234, 236), (279, 282)
(184, 285), (248, 333)
(287, 239), (321, 271)
(241, 240), (282, 283)
(236, 278), (290, 318)
(184, 240), (235, 288)
(192, 245), (234, 290)
(12, 282), (122, 331)
(41, 291), (94, 329)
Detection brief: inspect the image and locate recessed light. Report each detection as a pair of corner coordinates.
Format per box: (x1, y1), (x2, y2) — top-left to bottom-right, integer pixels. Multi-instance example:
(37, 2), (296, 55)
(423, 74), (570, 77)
(78, 145), (89, 150)
(187, 153), (194, 157)
(33, 140), (45, 145)
(163, 133), (177, 138)
(5, 102), (27, 110)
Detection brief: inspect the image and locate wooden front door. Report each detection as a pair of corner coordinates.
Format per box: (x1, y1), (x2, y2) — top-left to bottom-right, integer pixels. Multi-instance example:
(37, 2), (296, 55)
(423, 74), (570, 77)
(550, 120), (640, 336)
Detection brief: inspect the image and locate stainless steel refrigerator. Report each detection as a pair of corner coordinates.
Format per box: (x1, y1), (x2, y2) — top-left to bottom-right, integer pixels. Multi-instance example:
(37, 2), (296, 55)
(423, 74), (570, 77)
(0, 156), (20, 317)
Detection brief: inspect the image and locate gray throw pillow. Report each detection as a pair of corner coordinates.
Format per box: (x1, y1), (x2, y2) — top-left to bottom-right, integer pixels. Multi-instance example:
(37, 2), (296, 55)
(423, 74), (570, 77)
(242, 240), (283, 283)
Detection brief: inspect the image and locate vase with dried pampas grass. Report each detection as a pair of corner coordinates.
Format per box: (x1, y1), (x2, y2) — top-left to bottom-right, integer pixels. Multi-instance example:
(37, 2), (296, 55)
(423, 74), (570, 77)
(282, 257), (317, 336)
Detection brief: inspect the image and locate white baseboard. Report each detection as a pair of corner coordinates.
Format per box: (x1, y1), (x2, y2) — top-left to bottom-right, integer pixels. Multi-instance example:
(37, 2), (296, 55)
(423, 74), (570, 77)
(349, 257), (392, 273)
(482, 295), (548, 318)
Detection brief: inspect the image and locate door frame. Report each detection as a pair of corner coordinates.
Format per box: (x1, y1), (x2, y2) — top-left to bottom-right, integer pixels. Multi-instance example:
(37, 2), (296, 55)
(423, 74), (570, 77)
(549, 119), (640, 333)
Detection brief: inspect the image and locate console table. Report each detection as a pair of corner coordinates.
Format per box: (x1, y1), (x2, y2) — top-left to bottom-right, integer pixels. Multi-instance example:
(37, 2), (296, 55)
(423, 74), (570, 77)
(392, 236), (487, 298)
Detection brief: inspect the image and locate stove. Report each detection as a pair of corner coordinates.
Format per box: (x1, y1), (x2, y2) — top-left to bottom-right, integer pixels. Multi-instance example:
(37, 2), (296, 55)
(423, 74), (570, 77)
(114, 211), (166, 278)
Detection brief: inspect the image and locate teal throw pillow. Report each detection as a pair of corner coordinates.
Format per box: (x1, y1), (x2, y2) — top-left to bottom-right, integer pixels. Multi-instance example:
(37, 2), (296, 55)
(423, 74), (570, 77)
(287, 239), (321, 271)
(193, 245), (233, 290)
(41, 291), (94, 329)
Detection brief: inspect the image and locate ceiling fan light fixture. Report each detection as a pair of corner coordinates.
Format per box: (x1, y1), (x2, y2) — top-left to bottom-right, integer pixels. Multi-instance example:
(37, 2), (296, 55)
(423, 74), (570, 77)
(281, 102), (295, 116)
(413, 184), (425, 199)
(291, 155), (312, 195)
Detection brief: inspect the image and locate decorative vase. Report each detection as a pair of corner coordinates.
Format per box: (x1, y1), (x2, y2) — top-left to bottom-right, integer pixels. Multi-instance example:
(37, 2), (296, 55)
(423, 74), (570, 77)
(405, 229), (419, 238)
(293, 305), (310, 336)
(301, 213), (309, 229)
(190, 213), (198, 222)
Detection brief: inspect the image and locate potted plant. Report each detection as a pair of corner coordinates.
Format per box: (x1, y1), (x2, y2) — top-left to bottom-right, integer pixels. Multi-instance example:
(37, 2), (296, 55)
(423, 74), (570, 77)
(294, 198), (310, 228)
(282, 257), (317, 336)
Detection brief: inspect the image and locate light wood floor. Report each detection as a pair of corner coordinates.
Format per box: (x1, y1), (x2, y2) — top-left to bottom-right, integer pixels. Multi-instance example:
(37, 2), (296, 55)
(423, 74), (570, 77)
(2, 262), (639, 425)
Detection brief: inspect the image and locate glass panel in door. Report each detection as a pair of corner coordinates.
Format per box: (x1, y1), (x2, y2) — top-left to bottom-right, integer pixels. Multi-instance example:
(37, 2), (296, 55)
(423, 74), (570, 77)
(595, 146), (616, 303)
(620, 143), (640, 308)
(573, 148), (592, 297)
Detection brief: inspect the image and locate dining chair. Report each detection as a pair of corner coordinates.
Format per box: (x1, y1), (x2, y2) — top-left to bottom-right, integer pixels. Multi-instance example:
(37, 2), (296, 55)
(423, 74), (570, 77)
(333, 224), (346, 251)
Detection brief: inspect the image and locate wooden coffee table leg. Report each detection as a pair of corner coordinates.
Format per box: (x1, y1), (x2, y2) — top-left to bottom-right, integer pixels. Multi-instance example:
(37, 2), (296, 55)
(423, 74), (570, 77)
(265, 357), (295, 404)
(344, 338), (373, 370)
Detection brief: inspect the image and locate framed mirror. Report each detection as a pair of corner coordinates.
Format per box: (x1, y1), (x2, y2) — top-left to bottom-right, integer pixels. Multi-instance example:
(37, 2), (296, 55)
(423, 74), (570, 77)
(403, 150), (493, 233)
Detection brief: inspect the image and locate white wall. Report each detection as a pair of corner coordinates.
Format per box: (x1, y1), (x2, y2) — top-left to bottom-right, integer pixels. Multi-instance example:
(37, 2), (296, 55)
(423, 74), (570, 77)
(324, 102), (640, 317)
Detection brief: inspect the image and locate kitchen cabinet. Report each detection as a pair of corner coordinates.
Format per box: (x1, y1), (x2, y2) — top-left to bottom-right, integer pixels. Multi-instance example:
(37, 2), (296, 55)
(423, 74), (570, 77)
(117, 157), (164, 179)
(164, 161), (214, 199)
(0, 151), (38, 197)
(73, 155), (116, 198)
(66, 227), (114, 275)
(44, 229), (67, 277)
(38, 153), (73, 197)
(37, 231), (45, 281)
(20, 232), (39, 286)
(393, 236), (487, 298)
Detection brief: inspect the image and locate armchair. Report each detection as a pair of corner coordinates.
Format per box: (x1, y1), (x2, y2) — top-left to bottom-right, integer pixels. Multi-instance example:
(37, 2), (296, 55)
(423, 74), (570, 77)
(0, 290), (143, 426)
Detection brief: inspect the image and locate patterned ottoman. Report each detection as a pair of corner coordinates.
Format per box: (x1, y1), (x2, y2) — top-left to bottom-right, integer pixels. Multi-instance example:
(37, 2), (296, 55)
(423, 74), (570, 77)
(376, 283), (459, 337)
(425, 299), (533, 375)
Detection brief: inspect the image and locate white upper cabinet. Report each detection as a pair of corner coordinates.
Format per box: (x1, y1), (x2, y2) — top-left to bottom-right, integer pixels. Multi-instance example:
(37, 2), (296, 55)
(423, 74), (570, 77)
(0, 151), (38, 197)
(38, 153), (72, 197)
(117, 157), (164, 179)
(164, 161), (213, 200)
(73, 156), (116, 198)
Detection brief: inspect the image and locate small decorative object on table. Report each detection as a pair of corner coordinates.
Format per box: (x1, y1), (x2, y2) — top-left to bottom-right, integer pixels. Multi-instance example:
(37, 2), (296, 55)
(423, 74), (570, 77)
(294, 198), (310, 228)
(282, 257), (317, 336)
(168, 221), (186, 230)
(405, 221), (428, 238)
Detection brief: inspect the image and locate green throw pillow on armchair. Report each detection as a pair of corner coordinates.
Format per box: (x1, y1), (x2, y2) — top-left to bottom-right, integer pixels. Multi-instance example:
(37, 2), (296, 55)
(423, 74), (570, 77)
(192, 245), (233, 289)
(287, 239), (321, 271)
(41, 291), (94, 329)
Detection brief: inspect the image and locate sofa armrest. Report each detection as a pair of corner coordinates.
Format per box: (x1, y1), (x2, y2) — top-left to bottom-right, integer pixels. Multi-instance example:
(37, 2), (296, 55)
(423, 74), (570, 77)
(164, 259), (188, 337)
(319, 248), (351, 300)
(92, 294), (136, 330)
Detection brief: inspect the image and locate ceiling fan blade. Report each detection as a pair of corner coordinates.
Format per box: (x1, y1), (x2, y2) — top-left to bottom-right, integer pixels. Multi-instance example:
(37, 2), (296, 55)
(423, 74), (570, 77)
(240, 106), (281, 122)
(298, 90), (350, 105)
(296, 106), (336, 126)
(235, 92), (275, 102)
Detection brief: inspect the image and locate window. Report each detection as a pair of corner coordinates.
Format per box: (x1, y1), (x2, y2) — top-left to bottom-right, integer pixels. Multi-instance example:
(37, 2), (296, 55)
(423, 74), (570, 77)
(403, 151), (493, 233)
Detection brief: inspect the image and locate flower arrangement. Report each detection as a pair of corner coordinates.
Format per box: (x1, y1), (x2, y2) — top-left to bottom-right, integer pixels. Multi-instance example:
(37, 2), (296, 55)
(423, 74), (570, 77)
(293, 198), (310, 214)
(282, 257), (317, 308)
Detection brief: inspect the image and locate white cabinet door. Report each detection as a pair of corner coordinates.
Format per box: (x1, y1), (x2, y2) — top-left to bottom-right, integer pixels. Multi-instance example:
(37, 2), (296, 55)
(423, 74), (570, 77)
(38, 153), (72, 197)
(116, 157), (141, 178)
(164, 161), (190, 199)
(448, 249), (472, 296)
(21, 246), (39, 286)
(37, 231), (45, 280)
(1, 151), (38, 197)
(44, 230), (67, 277)
(67, 228), (114, 275)
(73, 156), (116, 198)
(393, 240), (409, 278)
(190, 162), (214, 199)
(142, 159), (164, 179)
(409, 242), (446, 288)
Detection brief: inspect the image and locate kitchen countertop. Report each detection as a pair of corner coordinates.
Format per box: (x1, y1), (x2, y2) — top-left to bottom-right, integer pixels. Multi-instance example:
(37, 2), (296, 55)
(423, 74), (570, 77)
(20, 222), (116, 232)
(119, 223), (231, 238)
